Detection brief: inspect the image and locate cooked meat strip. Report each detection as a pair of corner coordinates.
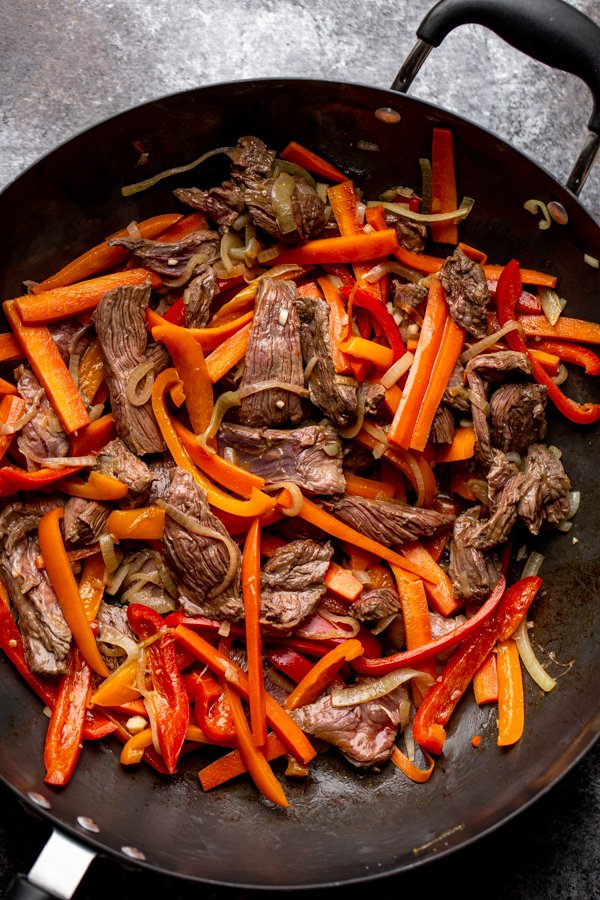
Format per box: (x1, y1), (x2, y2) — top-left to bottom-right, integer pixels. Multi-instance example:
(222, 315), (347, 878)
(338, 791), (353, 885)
(107, 230), (219, 278)
(148, 456), (175, 504)
(468, 350), (533, 382)
(173, 181), (245, 227)
(466, 452), (525, 549)
(63, 498), (110, 547)
(289, 685), (407, 768)
(297, 296), (358, 427)
(95, 437), (154, 500)
(443, 360), (470, 411)
(244, 173), (326, 244)
(218, 422), (345, 495)
(238, 278), (304, 427)
(518, 443), (571, 534)
(351, 588), (401, 623)
(384, 210), (427, 253)
(182, 265), (215, 328)
(322, 495), (454, 546)
(490, 382), (548, 454)
(341, 441), (376, 474)
(16, 366), (68, 470)
(260, 539), (333, 631)
(430, 404), (455, 444)
(93, 284), (165, 455)
(391, 281), (429, 323)
(97, 601), (136, 671)
(156, 467), (243, 620)
(49, 319), (88, 363)
(361, 381), (386, 416)
(0, 500), (70, 676)
(448, 508), (502, 602)
(228, 135), (276, 189)
(439, 246), (491, 339)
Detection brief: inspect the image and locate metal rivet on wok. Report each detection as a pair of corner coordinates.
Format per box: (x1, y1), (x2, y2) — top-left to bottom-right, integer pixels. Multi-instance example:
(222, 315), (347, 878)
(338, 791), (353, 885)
(375, 107), (401, 124)
(122, 846), (146, 861)
(77, 816), (101, 834)
(547, 201), (569, 225)
(27, 792), (51, 810)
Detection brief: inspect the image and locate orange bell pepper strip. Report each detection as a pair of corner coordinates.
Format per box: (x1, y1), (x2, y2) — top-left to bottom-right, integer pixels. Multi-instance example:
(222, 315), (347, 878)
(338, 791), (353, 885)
(316, 276), (352, 373)
(220, 681), (288, 807)
(205, 322), (252, 383)
(280, 140), (347, 183)
(14, 269), (162, 325)
(272, 229), (399, 266)
(32, 214), (182, 293)
(199, 732), (288, 791)
(4, 300), (89, 435)
(105, 506), (165, 540)
(38, 507), (109, 678)
(152, 324), (213, 434)
(473, 653), (499, 705)
(79, 554), (106, 621)
(496, 638), (525, 746)
(120, 727), (156, 765)
(410, 314), (465, 452)
(0, 331), (23, 363)
(173, 624), (316, 766)
(58, 471), (128, 501)
(77, 338), (105, 404)
(284, 639), (364, 711)
(353, 427), (436, 508)
(528, 338), (600, 374)
(435, 426), (476, 463)
(0, 395), (26, 464)
(430, 127), (458, 244)
(172, 418), (264, 497)
(390, 745), (435, 783)
(399, 541), (461, 617)
(35, 545), (101, 572)
(388, 277), (448, 450)
(344, 472), (396, 501)
(69, 413), (116, 457)
(339, 336), (393, 370)
(147, 307), (254, 353)
(44, 645), (93, 785)
(242, 519), (267, 746)
(91, 658), (141, 708)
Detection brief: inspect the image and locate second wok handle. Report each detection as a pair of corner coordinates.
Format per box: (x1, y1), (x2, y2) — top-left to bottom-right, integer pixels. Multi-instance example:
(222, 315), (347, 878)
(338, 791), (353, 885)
(392, 0), (600, 194)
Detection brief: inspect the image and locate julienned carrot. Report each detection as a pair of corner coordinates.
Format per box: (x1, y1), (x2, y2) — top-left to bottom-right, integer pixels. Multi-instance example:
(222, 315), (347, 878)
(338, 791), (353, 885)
(327, 182), (382, 299)
(242, 519), (267, 747)
(353, 428), (438, 508)
(484, 265), (557, 288)
(272, 229), (399, 266)
(316, 276), (352, 373)
(514, 314), (600, 344)
(4, 301), (89, 436)
(388, 278), (448, 450)
(155, 212), (207, 242)
(172, 418), (264, 498)
(152, 324), (214, 435)
(0, 395), (26, 464)
(0, 332), (23, 363)
(147, 307), (254, 353)
(77, 338), (105, 404)
(199, 733), (287, 791)
(435, 426), (476, 463)
(69, 413), (116, 457)
(324, 563), (364, 602)
(430, 127), (458, 244)
(205, 322), (252, 383)
(410, 314), (465, 452)
(106, 507), (166, 540)
(392, 568), (436, 703)
(496, 638), (525, 746)
(527, 348), (560, 376)
(339, 336), (393, 370)
(14, 268), (162, 325)
(399, 541), (462, 616)
(473, 653), (499, 705)
(458, 242), (488, 264)
(173, 624), (316, 765)
(344, 472), (396, 501)
(0, 378), (16, 395)
(391, 245), (558, 287)
(38, 508), (109, 678)
(283, 640), (364, 711)
(280, 140), (347, 183)
(32, 214), (182, 293)
(58, 471), (128, 501)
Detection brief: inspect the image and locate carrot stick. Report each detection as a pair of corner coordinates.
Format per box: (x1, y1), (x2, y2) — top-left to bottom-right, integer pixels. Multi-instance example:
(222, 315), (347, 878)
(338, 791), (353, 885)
(496, 638), (525, 746)
(0, 395), (26, 465)
(152, 324), (214, 435)
(388, 278), (448, 450)
(398, 541), (462, 616)
(392, 569), (437, 702)
(91, 659), (140, 707)
(354, 428), (438, 508)
(105, 507), (165, 540)
(435, 426), (476, 463)
(199, 733), (287, 791)
(512, 314), (600, 344)
(324, 563), (364, 602)
(205, 322), (252, 383)
(155, 212), (207, 242)
(327, 182), (382, 298)
(14, 268), (162, 325)
(69, 413), (116, 456)
(0, 332), (23, 363)
(430, 128), (458, 244)
(473, 653), (499, 705)
(283, 640), (364, 711)
(280, 140), (347, 183)
(241, 519), (267, 747)
(4, 300), (90, 435)
(317, 276), (352, 373)
(344, 472), (396, 501)
(410, 315), (465, 452)
(272, 229), (399, 266)
(32, 214), (182, 293)
(458, 242), (488, 264)
(390, 245), (558, 287)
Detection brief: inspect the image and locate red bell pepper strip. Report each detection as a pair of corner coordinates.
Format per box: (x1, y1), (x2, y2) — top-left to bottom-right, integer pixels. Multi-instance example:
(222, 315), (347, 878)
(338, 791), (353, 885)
(127, 604), (190, 774)
(186, 671), (236, 745)
(0, 464), (83, 497)
(527, 338), (600, 375)
(341, 285), (405, 362)
(44, 646), (92, 785)
(496, 260), (600, 424)
(265, 647), (314, 684)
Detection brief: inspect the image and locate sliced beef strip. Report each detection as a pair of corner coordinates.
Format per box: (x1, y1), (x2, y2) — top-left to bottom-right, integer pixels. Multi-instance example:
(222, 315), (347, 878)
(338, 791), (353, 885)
(361, 381), (386, 416)
(93, 283), (165, 455)
(182, 265), (215, 328)
(49, 319), (88, 363)
(289, 685), (407, 768)
(63, 498), (110, 547)
(260, 539), (333, 631)
(439, 246), (491, 339)
(156, 467), (243, 620)
(173, 181), (245, 227)
(16, 366), (68, 470)
(391, 281), (429, 323)
(244, 174), (326, 245)
(384, 210), (427, 253)
(351, 588), (400, 623)
(443, 360), (470, 411)
(323, 495), (454, 547)
(466, 452), (525, 549)
(107, 230), (219, 278)
(238, 278), (304, 427)
(0, 500), (70, 676)
(430, 404), (455, 444)
(490, 382), (548, 454)
(95, 438), (154, 500)
(227, 135), (276, 189)
(218, 422), (345, 495)
(448, 507), (502, 602)
(297, 295), (358, 428)
(518, 443), (571, 534)
(148, 456), (175, 504)
(97, 601), (137, 672)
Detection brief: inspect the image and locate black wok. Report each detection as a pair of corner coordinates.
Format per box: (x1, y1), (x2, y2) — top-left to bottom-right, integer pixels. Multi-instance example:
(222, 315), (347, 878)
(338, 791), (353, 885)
(1, 0), (600, 896)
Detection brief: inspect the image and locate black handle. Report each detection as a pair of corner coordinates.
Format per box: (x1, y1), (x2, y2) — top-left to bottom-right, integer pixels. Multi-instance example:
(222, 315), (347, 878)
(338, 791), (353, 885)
(416, 0), (600, 133)
(5, 875), (57, 900)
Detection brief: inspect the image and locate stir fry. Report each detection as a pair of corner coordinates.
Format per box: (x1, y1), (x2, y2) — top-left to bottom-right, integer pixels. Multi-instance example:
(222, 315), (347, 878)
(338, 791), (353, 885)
(0, 130), (598, 807)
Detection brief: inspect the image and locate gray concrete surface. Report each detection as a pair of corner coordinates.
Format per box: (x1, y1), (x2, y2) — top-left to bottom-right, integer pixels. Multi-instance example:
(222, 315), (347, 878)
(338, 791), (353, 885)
(1, 1), (600, 899)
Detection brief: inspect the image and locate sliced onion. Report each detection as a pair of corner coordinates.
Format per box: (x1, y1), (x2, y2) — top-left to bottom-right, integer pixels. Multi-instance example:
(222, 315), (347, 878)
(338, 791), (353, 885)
(362, 260), (422, 284)
(524, 198), (551, 230)
(380, 351), (414, 390)
(271, 172), (298, 235)
(40, 455), (97, 468)
(460, 320), (524, 363)
(121, 146), (232, 197)
(98, 624), (140, 661)
(68, 352), (81, 387)
(362, 421), (389, 447)
(521, 551), (545, 578)
(552, 364), (568, 385)
(323, 442), (340, 457)
(88, 403), (106, 422)
(213, 261), (246, 280)
(317, 608), (360, 637)
(232, 212), (251, 231)
(339, 387), (365, 440)
(403, 450), (426, 507)
(467, 390), (490, 415)
(162, 251), (213, 288)
(371, 613), (398, 635)
(105, 561), (134, 596)
(257, 245), (283, 263)
(0, 388), (44, 435)
(238, 380), (309, 399)
(126, 360), (155, 407)
(154, 554), (179, 598)
(377, 196), (474, 224)
(539, 287), (567, 326)
(278, 481), (304, 517)
(272, 158), (316, 190)
(220, 231), (245, 274)
(564, 490), (581, 520)
(196, 390), (241, 454)
(99, 533), (121, 575)
(331, 668), (432, 707)
(584, 253), (600, 268)
(303, 354), (319, 382)
(514, 618), (556, 692)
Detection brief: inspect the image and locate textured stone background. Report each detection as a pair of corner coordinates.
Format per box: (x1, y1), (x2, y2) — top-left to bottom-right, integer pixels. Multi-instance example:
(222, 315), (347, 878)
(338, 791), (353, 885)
(1, 1), (600, 898)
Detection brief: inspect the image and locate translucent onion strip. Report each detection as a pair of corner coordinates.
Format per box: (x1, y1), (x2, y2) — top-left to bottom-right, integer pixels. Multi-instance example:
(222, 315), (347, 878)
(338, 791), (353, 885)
(162, 251), (212, 288)
(539, 287), (567, 326)
(376, 196), (474, 224)
(514, 618), (557, 692)
(521, 551), (545, 578)
(460, 320), (524, 363)
(0, 388), (44, 435)
(121, 146), (232, 197)
(41, 455), (97, 468)
(339, 388), (365, 440)
(126, 360), (155, 407)
(380, 351), (414, 390)
(237, 381), (310, 400)
(196, 390), (241, 454)
(331, 668), (432, 707)
(363, 260), (422, 285)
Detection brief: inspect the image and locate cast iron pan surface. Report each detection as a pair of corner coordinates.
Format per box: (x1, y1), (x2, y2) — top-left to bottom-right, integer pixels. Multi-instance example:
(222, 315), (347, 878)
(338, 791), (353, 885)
(1, 2), (600, 890)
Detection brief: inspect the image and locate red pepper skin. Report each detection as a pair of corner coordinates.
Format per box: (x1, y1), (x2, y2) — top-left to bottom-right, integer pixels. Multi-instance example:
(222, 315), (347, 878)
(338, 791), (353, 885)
(341, 285), (406, 362)
(186, 670), (236, 745)
(496, 260), (600, 424)
(0, 464), (82, 496)
(266, 647), (314, 684)
(82, 711), (117, 740)
(529, 338), (600, 375)
(127, 604), (190, 774)
(44, 647), (91, 785)
(162, 297), (185, 325)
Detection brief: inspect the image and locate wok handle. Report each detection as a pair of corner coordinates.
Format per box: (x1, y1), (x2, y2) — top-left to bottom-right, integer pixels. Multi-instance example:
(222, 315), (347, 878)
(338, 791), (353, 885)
(392, 0), (600, 194)
(5, 830), (96, 899)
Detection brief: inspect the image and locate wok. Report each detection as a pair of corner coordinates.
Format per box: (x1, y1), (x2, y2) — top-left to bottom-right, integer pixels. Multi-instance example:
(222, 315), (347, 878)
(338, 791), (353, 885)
(1, 0), (600, 896)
